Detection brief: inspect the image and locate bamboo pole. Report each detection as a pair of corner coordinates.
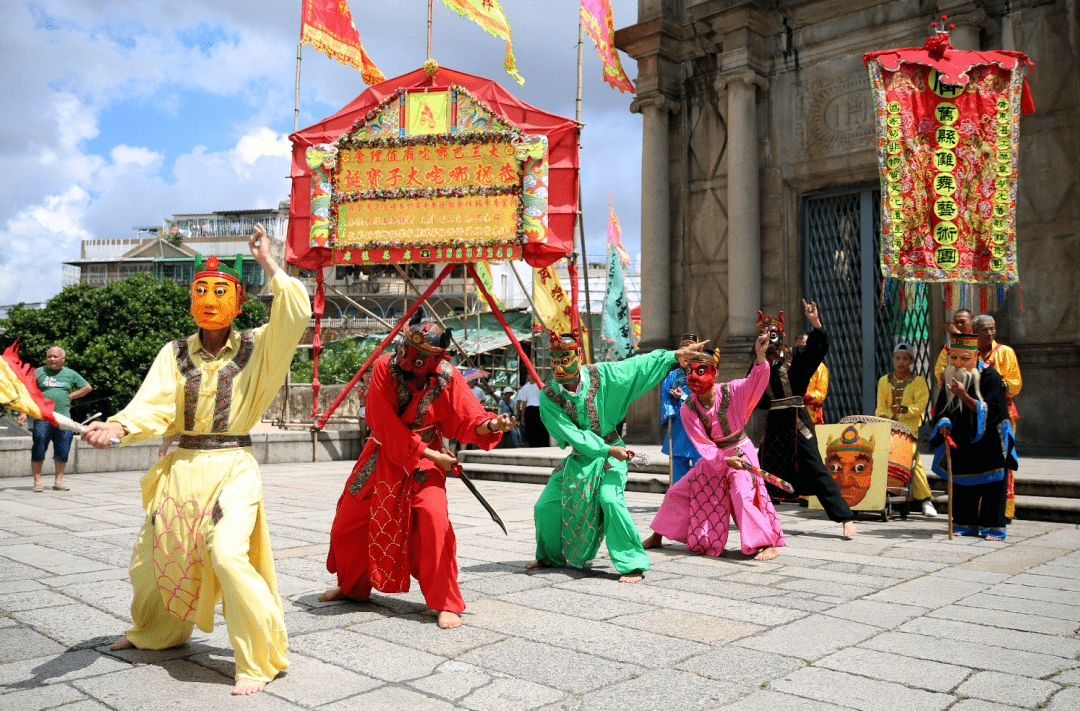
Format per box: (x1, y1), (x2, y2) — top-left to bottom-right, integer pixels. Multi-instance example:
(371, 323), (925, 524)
(946, 438), (954, 540)
(427, 0), (433, 60)
(323, 282), (394, 330)
(574, 17), (595, 363)
(508, 261), (548, 329)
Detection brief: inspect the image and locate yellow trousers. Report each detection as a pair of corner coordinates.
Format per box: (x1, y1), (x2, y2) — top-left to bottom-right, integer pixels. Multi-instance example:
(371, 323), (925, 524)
(125, 464), (289, 683)
(910, 444), (932, 501)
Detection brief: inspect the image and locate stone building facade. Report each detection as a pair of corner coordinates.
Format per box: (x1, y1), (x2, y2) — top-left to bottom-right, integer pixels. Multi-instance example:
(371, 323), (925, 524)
(616, 0), (1079, 455)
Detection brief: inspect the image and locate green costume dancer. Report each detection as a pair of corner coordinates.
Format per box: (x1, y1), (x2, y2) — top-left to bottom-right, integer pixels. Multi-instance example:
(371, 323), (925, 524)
(528, 330), (704, 582)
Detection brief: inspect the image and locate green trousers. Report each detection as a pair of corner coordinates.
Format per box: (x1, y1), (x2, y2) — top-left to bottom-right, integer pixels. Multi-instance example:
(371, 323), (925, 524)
(533, 455), (650, 574)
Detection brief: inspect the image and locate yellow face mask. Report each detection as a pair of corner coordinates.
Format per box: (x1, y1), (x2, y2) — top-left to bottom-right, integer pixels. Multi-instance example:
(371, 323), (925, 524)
(190, 276), (241, 330)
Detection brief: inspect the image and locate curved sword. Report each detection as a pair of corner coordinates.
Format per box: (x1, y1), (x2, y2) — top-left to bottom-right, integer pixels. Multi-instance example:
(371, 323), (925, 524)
(450, 464), (508, 535)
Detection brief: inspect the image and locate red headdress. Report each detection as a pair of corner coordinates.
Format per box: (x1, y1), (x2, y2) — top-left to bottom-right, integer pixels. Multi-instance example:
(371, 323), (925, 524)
(756, 311), (785, 337)
(548, 329), (580, 352)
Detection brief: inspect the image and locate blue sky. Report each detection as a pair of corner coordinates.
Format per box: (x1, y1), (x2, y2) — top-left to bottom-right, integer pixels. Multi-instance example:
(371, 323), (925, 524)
(0, 0), (644, 305)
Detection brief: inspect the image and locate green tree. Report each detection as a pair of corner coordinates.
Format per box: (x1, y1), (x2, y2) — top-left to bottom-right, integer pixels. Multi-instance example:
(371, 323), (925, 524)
(290, 338), (376, 385)
(0, 274), (268, 421)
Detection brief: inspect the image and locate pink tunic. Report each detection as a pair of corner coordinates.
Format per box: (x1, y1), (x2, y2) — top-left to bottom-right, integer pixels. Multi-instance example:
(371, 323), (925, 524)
(650, 361), (786, 555)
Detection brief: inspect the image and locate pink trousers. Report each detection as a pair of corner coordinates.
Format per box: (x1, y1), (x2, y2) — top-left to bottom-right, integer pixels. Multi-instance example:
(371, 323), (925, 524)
(651, 464), (786, 556)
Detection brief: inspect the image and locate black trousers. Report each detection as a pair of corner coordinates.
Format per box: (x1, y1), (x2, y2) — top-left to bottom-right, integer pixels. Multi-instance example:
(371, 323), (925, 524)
(524, 406), (548, 447)
(762, 413), (854, 523)
(953, 478), (1008, 530)
(793, 430), (855, 523)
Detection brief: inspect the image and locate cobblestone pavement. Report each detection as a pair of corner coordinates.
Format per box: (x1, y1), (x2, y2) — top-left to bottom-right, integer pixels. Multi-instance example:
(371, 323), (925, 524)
(1, 461), (1079, 710)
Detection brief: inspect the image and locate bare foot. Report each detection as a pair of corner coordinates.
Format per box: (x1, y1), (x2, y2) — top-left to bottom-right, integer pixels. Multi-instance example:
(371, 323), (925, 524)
(618, 570), (644, 583)
(318, 587), (345, 602)
(842, 521), (857, 539)
(754, 546), (779, 561)
(525, 559), (547, 570)
(232, 678), (265, 695)
(438, 611), (462, 628)
(642, 532), (663, 549)
(109, 636), (135, 651)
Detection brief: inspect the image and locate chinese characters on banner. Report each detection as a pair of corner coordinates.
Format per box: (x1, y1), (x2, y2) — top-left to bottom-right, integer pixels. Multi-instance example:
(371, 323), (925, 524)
(864, 38), (1034, 311)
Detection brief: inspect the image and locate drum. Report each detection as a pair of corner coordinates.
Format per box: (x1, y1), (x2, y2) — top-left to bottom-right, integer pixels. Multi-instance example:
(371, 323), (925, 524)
(839, 415), (915, 492)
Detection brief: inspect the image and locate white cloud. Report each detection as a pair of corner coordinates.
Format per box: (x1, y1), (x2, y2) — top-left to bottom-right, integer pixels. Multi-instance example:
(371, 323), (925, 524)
(110, 144), (162, 167)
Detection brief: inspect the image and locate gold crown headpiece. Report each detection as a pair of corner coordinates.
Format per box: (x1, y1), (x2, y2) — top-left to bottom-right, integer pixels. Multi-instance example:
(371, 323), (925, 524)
(826, 425), (876, 455)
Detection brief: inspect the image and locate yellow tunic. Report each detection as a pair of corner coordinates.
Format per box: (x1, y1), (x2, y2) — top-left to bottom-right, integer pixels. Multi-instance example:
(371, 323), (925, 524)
(804, 363), (828, 425)
(875, 372), (932, 501)
(982, 341), (1021, 420)
(934, 346), (948, 387)
(108, 271), (310, 682)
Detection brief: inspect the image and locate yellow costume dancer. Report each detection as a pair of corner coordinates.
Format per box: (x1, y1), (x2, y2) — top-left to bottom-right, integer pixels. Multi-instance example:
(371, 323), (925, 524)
(83, 229), (309, 691)
(875, 343), (934, 509)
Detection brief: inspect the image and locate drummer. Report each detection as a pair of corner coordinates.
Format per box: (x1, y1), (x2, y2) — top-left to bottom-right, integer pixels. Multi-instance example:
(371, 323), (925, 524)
(875, 343), (937, 517)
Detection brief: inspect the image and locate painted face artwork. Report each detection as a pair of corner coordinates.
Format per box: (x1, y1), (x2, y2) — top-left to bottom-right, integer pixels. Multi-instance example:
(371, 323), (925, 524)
(550, 348), (581, 384)
(686, 361), (717, 395)
(825, 426), (876, 507)
(190, 277), (241, 330)
(947, 348), (978, 371)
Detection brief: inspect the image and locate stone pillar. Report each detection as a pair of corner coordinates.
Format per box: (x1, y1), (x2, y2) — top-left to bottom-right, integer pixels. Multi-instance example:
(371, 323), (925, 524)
(718, 70), (768, 339)
(936, 1), (989, 51)
(630, 94), (680, 350)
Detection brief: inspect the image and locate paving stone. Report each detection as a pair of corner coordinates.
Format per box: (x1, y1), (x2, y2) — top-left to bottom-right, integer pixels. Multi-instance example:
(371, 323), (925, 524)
(735, 614), (880, 661)
(948, 700), (1027, 711)
(770, 666), (954, 711)
(1048, 687), (1080, 710)
(498, 587), (656, 621)
(776, 577), (875, 599)
(460, 572), (551, 596)
(282, 605), (386, 635)
(0, 649), (131, 690)
(772, 564), (894, 590)
(0, 683), (87, 706)
(1052, 667), (1080, 684)
(0, 589), (77, 613)
(459, 676), (566, 711)
(351, 613), (507, 657)
(465, 599), (709, 668)
(960, 545), (1070, 575)
(55, 581), (134, 620)
(992, 581), (1080, 606)
(860, 631), (1075, 677)
(928, 604), (1078, 636)
(954, 671), (1061, 707)
(11, 603), (127, 649)
(319, 685), (454, 711)
(564, 668), (750, 711)
(652, 575), (785, 600)
(0, 627), (68, 663)
(239, 652), (382, 706)
(0, 544), (112, 576)
(609, 609), (763, 645)
(929, 568), (1010, 584)
(289, 628), (446, 682)
(456, 638), (643, 694)
(34, 567), (130, 588)
(70, 659), (299, 709)
(1013, 570), (1080, 590)
(865, 575), (989, 608)
(719, 689), (854, 710)
(676, 646), (806, 686)
(554, 577), (800, 626)
(900, 616), (1080, 658)
(814, 647), (970, 693)
(407, 661), (492, 701)
(820, 600), (928, 629)
(0, 579), (46, 595)
(957, 592), (1080, 622)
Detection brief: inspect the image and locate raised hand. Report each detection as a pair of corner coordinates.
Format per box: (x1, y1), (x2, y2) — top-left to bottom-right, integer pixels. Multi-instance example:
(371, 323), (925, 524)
(674, 339), (709, 363)
(802, 299), (822, 329)
(753, 333), (769, 363)
(249, 224), (280, 279)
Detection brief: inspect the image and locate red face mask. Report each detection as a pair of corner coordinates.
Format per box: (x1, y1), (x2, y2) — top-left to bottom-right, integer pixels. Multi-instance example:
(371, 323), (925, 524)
(397, 343), (442, 377)
(687, 362), (717, 395)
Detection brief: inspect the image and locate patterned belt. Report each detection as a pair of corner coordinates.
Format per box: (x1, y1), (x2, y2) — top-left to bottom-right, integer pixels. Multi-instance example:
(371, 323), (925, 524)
(713, 429), (746, 449)
(178, 433), (252, 450)
(770, 396), (805, 410)
(409, 423), (442, 445)
(574, 430), (623, 458)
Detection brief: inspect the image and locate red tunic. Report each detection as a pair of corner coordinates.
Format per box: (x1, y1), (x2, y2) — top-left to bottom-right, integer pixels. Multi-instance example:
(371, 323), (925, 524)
(326, 353), (500, 613)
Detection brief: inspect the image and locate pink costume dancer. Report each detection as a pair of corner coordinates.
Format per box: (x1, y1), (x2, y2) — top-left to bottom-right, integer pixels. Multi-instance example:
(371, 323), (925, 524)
(650, 353), (785, 556)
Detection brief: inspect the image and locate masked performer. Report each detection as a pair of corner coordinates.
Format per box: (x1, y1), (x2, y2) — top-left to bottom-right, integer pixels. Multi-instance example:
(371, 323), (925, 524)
(527, 331), (705, 583)
(82, 226), (310, 695)
(974, 314), (1022, 519)
(660, 333), (701, 484)
(930, 333), (1018, 541)
(319, 313), (515, 629)
(756, 300), (857, 538)
(875, 343), (936, 517)
(644, 334), (785, 560)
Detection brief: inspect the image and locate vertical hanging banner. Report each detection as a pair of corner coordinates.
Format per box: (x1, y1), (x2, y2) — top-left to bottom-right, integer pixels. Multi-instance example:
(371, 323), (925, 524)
(474, 261), (504, 310)
(863, 23), (1034, 311)
(599, 246), (633, 362)
(301, 0), (385, 85)
(533, 265), (573, 335)
(437, 0), (524, 85)
(606, 193), (631, 269)
(580, 0), (636, 94)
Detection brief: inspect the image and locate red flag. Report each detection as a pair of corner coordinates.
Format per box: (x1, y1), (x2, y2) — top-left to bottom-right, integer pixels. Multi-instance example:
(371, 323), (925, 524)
(301, 0), (385, 85)
(580, 0), (635, 93)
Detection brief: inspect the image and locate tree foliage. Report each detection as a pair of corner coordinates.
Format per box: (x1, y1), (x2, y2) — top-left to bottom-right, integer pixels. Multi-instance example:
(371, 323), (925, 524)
(290, 338), (376, 385)
(0, 275), (267, 421)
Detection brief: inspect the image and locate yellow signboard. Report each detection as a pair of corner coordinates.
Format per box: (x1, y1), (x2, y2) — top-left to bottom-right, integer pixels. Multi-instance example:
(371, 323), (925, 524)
(336, 139), (520, 194)
(406, 92), (450, 135)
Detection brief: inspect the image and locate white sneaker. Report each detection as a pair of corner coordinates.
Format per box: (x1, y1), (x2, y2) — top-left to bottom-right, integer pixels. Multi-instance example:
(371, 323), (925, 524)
(922, 500), (938, 518)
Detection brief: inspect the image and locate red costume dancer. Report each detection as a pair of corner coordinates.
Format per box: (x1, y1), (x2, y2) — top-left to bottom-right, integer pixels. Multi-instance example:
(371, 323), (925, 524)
(324, 314), (508, 626)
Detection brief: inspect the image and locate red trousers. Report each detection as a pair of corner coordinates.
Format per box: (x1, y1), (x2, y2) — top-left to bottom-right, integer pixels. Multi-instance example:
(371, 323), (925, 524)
(327, 469), (465, 614)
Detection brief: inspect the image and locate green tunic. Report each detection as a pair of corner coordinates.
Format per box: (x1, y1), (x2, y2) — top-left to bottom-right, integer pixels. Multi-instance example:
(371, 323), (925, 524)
(534, 349), (676, 573)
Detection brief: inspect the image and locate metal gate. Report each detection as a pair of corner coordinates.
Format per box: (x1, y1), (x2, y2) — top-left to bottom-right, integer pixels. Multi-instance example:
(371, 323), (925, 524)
(802, 188), (931, 424)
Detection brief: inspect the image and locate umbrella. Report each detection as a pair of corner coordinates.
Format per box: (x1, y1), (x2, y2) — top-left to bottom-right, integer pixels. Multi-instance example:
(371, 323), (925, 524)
(460, 368), (490, 383)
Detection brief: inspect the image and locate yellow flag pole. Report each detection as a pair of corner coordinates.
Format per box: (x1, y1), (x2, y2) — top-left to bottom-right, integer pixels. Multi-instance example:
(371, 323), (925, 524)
(427, 0), (434, 60)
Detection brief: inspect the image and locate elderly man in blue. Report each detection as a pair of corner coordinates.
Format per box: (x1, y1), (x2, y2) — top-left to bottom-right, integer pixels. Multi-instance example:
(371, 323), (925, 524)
(660, 333), (701, 484)
(930, 333), (1018, 541)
